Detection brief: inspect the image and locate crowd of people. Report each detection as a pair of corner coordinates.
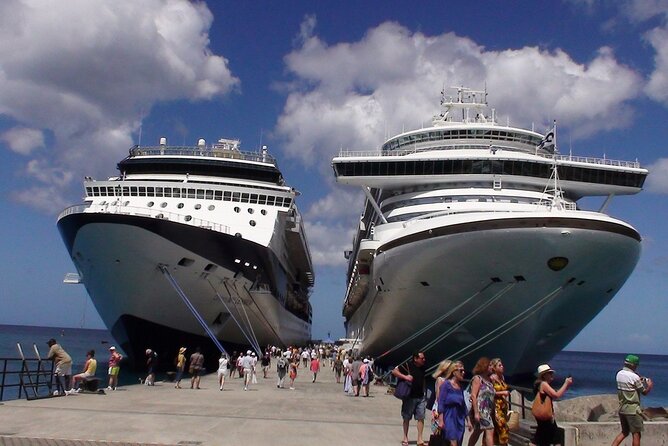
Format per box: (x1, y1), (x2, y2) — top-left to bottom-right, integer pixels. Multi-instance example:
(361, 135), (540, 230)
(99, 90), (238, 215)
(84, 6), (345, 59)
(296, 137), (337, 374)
(45, 338), (655, 446)
(392, 352), (654, 446)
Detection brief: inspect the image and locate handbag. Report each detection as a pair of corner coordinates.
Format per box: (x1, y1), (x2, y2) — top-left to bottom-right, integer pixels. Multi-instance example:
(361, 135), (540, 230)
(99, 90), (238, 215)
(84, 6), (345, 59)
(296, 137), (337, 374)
(531, 392), (553, 421)
(463, 380), (473, 414)
(428, 429), (445, 446)
(507, 410), (520, 431)
(394, 380), (412, 399)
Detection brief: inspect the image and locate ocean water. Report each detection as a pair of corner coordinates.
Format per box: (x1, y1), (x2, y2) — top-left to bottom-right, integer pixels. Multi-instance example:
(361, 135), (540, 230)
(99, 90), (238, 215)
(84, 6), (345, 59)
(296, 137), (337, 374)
(1, 324), (666, 407)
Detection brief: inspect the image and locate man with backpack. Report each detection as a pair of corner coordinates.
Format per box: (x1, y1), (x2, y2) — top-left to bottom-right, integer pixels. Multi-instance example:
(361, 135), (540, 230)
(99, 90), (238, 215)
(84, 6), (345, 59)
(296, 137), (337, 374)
(276, 351), (289, 388)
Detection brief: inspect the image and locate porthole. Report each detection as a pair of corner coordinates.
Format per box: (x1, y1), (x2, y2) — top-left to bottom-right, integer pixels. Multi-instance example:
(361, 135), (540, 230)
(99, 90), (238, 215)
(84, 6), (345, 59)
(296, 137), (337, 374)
(260, 209), (267, 216)
(194, 204), (201, 210)
(234, 207), (240, 213)
(185, 215), (192, 222)
(177, 203), (184, 209)
(235, 233), (242, 237)
(161, 202), (168, 208)
(249, 220), (256, 227)
(208, 205), (215, 211)
(147, 201), (154, 207)
(248, 208), (254, 214)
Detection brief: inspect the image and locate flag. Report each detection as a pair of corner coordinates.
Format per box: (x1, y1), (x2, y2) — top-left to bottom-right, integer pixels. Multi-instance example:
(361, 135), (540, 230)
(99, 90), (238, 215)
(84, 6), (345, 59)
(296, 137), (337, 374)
(538, 123), (557, 153)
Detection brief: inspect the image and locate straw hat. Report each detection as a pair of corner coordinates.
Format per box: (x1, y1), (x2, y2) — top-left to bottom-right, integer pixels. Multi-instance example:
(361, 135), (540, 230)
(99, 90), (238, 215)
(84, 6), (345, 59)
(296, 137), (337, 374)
(536, 364), (555, 376)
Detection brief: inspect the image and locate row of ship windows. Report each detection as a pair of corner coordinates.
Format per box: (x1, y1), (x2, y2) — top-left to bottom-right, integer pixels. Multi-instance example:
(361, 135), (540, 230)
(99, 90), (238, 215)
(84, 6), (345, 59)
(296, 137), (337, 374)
(382, 130), (543, 152)
(334, 159), (644, 188)
(381, 195), (539, 212)
(86, 186), (292, 207)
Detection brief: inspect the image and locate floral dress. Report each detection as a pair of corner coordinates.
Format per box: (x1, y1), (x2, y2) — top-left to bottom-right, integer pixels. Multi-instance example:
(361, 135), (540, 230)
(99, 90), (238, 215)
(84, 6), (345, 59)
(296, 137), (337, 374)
(476, 376), (496, 430)
(493, 378), (510, 445)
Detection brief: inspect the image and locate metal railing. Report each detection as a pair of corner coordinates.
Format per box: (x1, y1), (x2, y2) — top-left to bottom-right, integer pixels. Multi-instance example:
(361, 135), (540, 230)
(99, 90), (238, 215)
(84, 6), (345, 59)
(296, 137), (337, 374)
(129, 146), (277, 165)
(57, 204), (232, 235)
(335, 146), (642, 169)
(0, 356), (55, 401)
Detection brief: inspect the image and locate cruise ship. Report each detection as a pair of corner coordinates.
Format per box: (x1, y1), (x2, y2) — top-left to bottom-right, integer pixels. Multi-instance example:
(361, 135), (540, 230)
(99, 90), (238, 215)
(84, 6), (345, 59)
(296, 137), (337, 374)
(332, 87), (647, 378)
(58, 137), (314, 369)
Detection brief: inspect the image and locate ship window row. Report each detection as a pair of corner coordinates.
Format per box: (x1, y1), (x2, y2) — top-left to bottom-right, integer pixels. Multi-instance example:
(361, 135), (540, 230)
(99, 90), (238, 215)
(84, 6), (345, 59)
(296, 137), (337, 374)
(382, 130), (543, 152)
(86, 186), (292, 207)
(334, 159), (644, 188)
(382, 195), (532, 212)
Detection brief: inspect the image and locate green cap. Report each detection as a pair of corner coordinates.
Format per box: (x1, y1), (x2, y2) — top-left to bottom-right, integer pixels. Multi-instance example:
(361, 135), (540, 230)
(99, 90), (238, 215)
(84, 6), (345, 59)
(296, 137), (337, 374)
(624, 354), (640, 366)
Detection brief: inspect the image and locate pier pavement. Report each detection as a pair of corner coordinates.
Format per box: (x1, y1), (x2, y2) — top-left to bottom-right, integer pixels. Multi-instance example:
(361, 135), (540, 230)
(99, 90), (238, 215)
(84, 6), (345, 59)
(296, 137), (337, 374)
(0, 361), (447, 446)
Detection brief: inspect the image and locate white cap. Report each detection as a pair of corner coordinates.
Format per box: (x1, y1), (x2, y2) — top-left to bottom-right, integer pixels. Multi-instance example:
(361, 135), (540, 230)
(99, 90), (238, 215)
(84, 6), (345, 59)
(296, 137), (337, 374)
(247, 350), (252, 354)
(109, 346), (116, 350)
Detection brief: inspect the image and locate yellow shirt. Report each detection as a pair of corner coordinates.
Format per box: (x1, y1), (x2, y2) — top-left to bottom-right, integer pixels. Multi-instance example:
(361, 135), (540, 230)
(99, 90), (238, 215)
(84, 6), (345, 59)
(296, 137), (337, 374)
(85, 358), (97, 375)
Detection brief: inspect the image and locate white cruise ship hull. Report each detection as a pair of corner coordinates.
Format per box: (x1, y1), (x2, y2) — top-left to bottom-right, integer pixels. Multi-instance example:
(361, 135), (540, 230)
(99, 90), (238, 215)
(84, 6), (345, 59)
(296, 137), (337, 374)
(345, 212), (640, 378)
(58, 211), (310, 369)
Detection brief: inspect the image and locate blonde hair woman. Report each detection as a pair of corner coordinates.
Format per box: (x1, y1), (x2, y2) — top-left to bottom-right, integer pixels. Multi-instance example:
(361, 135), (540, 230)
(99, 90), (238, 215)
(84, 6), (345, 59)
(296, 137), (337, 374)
(431, 360), (453, 431)
(437, 360), (471, 445)
(489, 358), (511, 445)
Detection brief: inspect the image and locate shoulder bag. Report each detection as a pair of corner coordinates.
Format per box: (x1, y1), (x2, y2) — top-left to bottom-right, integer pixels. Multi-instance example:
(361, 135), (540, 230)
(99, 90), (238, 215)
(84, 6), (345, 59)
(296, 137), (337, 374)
(394, 364), (412, 400)
(531, 392), (553, 421)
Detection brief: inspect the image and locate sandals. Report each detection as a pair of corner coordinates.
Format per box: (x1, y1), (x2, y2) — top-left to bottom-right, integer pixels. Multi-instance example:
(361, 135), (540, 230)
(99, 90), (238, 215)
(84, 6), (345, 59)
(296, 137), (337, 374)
(401, 441), (409, 446)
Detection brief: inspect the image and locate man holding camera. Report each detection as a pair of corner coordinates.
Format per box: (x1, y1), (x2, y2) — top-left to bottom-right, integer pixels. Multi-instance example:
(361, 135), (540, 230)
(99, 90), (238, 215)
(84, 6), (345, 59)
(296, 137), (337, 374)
(611, 354), (653, 446)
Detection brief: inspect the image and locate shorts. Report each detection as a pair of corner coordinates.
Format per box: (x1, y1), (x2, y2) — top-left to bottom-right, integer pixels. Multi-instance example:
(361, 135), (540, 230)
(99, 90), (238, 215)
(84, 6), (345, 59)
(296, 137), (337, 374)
(190, 367), (202, 377)
(108, 366), (120, 376)
(401, 397), (426, 421)
(55, 362), (72, 376)
(217, 369), (228, 378)
(619, 412), (644, 435)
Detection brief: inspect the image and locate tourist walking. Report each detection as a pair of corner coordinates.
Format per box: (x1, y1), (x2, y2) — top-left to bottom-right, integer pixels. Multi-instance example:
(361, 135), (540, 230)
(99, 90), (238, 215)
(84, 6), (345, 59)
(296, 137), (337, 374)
(351, 355), (363, 396)
(261, 350), (271, 378)
(276, 351), (289, 388)
(489, 358), (511, 446)
(310, 355), (320, 382)
(531, 363), (573, 446)
(106, 346), (122, 390)
(70, 349), (97, 393)
(217, 352), (229, 391)
(611, 354), (653, 446)
(189, 347), (204, 389)
(359, 358), (371, 396)
(289, 355), (299, 389)
(333, 355), (343, 383)
(46, 338), (73, 395)
(468, 357), (495, 446)
(437, 360), (470, 446)
(242, 350), (253, 391)
(431, 360), (453, 436)
(144, 348), (157, 385)
(174, 347), (186, 388)
(392, 351), (428, 446)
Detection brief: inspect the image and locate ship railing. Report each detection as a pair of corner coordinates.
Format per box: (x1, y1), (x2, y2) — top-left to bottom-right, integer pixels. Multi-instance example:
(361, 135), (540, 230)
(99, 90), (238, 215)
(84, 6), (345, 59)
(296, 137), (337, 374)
(336, 147), (641, 169)
(129, 146), (276, 165)
(0, 355), (55, 401)
(58, 204), (232, 235)
(400, 203), (569, 227)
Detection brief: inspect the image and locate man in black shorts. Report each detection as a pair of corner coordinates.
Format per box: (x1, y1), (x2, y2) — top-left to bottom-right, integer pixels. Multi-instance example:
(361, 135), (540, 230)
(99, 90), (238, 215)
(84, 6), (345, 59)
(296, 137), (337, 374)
(392, 352), (427, 446)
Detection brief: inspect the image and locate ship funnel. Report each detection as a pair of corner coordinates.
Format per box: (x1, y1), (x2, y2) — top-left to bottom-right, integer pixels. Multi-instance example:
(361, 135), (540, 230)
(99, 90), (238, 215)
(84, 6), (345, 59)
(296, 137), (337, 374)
(159, 137), (167, 146)
(198, 138), (206, 147)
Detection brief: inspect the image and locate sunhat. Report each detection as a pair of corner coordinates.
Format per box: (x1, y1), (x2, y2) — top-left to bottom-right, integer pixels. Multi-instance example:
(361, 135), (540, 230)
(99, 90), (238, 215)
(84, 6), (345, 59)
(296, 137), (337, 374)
(179, 347), (187, 354)
(624, 354), (640, 366)
(536, 364), (554, 376)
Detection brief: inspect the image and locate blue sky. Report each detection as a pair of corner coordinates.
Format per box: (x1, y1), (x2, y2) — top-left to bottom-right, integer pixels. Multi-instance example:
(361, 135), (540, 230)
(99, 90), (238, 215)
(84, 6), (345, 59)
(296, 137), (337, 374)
(1, 0), (668, 354)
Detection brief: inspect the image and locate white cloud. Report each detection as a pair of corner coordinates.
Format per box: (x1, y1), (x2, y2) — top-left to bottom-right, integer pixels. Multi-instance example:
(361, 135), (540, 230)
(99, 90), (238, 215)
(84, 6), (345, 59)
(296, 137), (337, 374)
(0, 0), (239, 213)
(277, 19), (644, 169)
(645, 158), (668, 193)
(304, 189), (363, 267)
(0, 127), (44, 155)
(645, 25), (668, 104)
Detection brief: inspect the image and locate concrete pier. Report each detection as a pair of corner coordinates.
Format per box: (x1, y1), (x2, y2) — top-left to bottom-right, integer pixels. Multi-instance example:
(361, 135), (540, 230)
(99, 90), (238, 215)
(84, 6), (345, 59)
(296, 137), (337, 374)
(0, 363), (421, 445)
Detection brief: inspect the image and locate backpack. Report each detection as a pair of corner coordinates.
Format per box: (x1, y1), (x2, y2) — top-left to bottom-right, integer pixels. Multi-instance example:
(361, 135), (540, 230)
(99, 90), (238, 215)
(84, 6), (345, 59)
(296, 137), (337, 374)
(277, 357), (287, 371)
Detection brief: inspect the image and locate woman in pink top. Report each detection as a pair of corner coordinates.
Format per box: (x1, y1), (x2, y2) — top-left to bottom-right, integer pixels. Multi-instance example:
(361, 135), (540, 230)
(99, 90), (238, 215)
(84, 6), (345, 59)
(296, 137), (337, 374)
(310, 356), (320, 383)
